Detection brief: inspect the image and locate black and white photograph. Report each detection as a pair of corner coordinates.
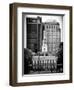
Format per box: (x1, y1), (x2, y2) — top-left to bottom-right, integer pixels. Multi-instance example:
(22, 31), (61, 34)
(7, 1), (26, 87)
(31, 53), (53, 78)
(22, 14), (63, 75)
(10, 3), (72, 86)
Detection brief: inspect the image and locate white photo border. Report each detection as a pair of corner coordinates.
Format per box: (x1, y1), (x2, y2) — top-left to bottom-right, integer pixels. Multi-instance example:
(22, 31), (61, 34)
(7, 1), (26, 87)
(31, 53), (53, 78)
(17, 7), (70, 83)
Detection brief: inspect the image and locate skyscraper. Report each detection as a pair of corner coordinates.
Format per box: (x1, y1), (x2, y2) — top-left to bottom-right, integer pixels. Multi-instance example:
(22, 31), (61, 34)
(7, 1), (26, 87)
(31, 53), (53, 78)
(42, 21), (61, 55)
(26, 17), (42, 53)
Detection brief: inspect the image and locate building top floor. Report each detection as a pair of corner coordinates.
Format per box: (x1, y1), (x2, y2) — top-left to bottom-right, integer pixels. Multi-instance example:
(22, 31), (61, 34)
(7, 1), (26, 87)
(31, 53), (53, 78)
(26, 17), (61, 32)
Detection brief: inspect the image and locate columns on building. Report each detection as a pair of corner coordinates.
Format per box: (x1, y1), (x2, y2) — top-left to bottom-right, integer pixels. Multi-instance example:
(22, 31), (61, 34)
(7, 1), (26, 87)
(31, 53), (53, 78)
(32, 56), (57, 72)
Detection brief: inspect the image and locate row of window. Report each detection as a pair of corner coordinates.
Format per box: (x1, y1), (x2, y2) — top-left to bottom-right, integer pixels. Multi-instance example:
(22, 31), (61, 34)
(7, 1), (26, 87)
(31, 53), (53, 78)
(48, 47), (59, 52)
(47, 40), (60, 43)
(47, 37), (60, 39)
(32, 59), (57, 65)
(45, 24), (59, 29)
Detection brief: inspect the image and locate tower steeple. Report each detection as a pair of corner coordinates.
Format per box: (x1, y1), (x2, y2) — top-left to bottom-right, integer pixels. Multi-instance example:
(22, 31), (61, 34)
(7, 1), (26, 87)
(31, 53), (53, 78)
(42, 30), (48, 53)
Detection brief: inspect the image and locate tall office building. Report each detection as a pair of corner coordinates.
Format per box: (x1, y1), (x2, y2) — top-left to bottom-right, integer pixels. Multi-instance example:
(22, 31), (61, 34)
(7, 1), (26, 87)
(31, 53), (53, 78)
(26, 17), (42, 53)
(42, 21), (61, 55)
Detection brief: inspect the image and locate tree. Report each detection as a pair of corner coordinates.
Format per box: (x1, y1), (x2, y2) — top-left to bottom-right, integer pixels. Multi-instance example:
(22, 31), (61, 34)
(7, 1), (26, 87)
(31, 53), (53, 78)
(24, 48), (32, 74)
(56, 42), (63, 72)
